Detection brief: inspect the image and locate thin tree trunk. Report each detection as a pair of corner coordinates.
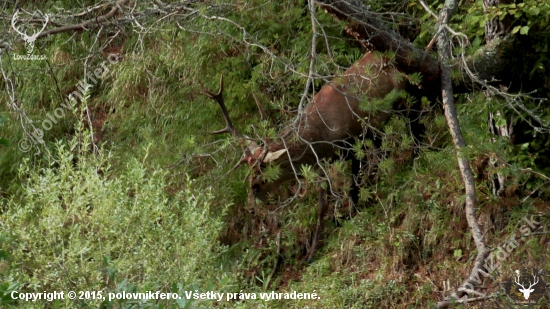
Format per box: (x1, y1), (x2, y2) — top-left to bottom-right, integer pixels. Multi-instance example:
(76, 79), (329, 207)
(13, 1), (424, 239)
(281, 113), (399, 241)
(433, 0), (489, 307)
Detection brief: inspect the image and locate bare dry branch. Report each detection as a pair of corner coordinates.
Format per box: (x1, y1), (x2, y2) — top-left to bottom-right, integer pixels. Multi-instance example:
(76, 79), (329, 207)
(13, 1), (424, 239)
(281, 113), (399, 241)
(36, 0), (129, 39)
(432, 1), (490, 306)
(315, 0), (441, 92)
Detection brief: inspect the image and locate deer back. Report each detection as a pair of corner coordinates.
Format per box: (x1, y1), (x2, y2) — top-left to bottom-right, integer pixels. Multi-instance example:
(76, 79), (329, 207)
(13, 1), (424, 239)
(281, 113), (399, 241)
(250, 52), (408, 200)
(298, 52), (406, 143)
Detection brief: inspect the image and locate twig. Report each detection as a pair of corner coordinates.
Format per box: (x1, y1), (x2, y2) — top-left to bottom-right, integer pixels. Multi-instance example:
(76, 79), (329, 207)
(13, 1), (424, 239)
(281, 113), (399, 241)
(36, 0), (129, 39)
(267, 231), (281, 289)
(83, 26), (104, 154)
(297, 0), (319, 115)
(519, 168), (550, 182)
(70, 2), (109, 18)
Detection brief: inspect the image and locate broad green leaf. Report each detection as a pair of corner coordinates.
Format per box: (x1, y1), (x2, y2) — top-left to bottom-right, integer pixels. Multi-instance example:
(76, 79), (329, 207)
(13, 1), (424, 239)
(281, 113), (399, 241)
(520, 26), (530, 35)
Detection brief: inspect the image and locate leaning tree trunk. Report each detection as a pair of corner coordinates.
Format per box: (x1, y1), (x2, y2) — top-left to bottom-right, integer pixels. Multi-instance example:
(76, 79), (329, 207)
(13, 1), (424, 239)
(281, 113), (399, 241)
(315, 0), (518, 94)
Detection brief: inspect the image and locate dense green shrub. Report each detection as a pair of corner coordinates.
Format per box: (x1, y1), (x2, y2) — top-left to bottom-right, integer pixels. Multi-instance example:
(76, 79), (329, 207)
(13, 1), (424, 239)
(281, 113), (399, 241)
(0, 129), (233, 308)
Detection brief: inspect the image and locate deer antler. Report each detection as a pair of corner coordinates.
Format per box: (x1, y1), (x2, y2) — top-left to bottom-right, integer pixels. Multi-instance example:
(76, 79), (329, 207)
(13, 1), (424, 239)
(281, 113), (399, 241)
(11, 11), (27, 38)
(515, 273), (539, 289)
(201, 75), (264, 170)
(33, 12), (49, 39)
(515, 275), (524, 289)
(11, 10), (49, 42)
(200, 75), (240, 136)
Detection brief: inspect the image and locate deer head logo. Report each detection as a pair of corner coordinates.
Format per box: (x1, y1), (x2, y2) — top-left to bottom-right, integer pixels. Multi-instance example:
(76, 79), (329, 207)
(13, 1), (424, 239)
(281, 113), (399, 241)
(515, 270), (539, 300)
(11, 10), (49, 55)
(505, 268), (546, 305)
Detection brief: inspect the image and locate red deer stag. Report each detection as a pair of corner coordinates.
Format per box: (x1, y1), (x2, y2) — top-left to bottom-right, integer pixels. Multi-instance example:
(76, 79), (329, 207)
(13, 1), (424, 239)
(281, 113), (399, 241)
(202, 52), (408, 260)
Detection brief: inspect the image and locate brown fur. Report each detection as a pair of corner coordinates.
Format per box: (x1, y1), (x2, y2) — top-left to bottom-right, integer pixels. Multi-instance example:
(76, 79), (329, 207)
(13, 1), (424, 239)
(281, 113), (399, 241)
(250, 52), (408, 201)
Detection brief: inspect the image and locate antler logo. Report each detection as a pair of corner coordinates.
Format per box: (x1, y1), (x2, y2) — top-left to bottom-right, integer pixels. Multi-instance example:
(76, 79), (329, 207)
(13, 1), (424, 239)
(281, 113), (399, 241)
(505, 268), (546, 306)
(11, 10), (49, 55)
(515, 270), (539, 300)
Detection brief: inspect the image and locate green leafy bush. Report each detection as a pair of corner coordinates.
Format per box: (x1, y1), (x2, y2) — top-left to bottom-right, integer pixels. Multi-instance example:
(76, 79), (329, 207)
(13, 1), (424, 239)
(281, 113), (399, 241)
(0, 131), (232, 308)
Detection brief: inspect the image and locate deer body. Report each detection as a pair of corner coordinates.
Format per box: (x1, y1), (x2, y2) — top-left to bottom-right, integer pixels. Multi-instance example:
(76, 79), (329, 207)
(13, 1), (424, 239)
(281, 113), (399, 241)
(249, 52), (408, 200)
(202, 51), (407, 260)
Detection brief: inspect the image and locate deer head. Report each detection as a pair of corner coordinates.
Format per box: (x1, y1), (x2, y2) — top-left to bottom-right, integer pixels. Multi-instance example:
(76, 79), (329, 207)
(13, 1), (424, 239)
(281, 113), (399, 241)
(200, 76), (291, 202)
(11, 10), (49, 54)
(202, 52), (408, 204)
(515, 272), (539, 300)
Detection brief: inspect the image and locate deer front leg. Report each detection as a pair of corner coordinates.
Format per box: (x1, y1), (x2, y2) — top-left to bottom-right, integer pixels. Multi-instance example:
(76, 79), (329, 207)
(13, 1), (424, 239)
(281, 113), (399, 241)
(306, 187), (327, 262)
